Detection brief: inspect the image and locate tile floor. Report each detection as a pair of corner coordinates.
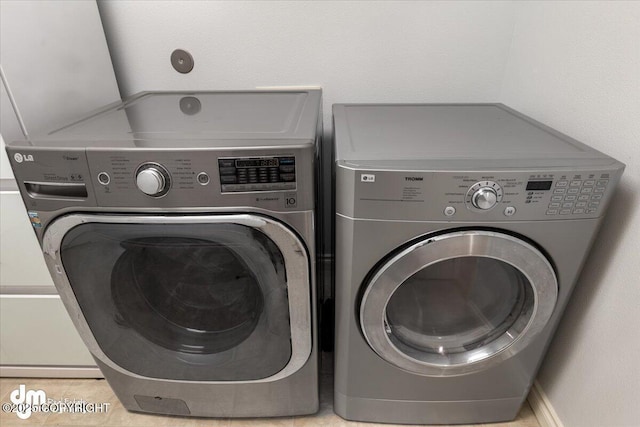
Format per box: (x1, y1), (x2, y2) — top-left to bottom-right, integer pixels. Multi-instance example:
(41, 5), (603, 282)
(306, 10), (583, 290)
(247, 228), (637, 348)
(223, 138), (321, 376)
(0, 359), (540, 427)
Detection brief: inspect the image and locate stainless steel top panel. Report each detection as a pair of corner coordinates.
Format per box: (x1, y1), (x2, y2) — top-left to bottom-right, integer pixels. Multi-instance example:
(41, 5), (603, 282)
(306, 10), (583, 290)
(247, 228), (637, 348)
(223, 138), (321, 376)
(333, 103), (620, 169)
(9, 90), (322, 148)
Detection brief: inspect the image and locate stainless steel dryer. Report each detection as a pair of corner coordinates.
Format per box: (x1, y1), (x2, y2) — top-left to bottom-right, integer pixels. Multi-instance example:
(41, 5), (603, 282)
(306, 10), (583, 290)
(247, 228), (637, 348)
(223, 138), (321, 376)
(6, 90), (322, 418)
(332, 103), (624, 424)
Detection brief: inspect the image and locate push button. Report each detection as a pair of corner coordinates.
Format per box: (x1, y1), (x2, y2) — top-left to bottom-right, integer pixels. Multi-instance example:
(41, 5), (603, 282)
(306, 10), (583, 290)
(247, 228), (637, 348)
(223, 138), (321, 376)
(503, 206), (516, 216)
(279, 157), (295, 165)
(219, 166), (237, 175)
(197, 172), (210, 185)
(556, 180), (568, 187)
(444, 206), (456, 217)
(560, 209), (571, 215)
(218, 159), (235, 168)
(553, 188), (566, 194)
(597, 180), (609, 186)
(551, 195), (563, 201)
(570, 180), (582, 187)
(568, 188), (580, 194)
(279, 165), (295, 173)
(97, 172), (110, 185)
(584, 180), (595, 186)
(220, 175), (237, 184)
(546, 209), (559, 215)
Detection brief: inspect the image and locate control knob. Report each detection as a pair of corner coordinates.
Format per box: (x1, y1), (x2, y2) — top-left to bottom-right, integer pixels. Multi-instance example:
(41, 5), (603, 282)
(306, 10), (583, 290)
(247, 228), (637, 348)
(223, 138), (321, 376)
(136, 164), (170, 196)
(472, 187), (498, 210)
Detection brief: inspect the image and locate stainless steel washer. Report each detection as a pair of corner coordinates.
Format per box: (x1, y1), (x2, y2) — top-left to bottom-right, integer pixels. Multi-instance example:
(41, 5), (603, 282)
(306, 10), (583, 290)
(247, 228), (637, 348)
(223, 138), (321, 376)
(6, 90), (322, 418)
(332, 103), (624, 424)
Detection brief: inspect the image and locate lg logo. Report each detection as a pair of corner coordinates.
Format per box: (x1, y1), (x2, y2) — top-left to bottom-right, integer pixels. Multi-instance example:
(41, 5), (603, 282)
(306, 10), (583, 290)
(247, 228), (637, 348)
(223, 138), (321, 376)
(13, 153), (34, 163)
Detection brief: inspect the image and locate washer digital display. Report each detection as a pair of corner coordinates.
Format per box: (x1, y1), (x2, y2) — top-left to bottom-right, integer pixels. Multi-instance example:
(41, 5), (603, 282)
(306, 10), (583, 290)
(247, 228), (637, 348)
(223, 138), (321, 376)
(218, 156), (296, 192)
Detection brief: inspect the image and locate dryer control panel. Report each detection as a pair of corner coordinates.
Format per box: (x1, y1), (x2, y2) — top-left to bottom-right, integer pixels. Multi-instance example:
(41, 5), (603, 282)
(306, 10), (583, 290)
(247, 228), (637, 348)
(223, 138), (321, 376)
(338, 165), (624, 222)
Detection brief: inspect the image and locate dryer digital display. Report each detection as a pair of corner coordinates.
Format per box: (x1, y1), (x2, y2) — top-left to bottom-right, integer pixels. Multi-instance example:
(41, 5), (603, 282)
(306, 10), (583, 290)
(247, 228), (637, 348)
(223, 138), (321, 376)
(526, 180), (553, 191)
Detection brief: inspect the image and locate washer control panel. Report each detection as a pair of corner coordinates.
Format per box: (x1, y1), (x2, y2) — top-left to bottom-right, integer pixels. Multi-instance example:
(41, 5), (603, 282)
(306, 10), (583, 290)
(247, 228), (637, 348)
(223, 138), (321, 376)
(218, 156), (296, 192)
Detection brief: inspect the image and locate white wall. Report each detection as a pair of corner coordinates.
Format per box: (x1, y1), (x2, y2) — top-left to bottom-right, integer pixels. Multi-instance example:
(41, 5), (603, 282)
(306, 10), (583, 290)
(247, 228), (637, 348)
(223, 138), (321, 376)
(0, 0), (120, 138)
(99, 1), (516, 106)
(501, 3), (640, 427)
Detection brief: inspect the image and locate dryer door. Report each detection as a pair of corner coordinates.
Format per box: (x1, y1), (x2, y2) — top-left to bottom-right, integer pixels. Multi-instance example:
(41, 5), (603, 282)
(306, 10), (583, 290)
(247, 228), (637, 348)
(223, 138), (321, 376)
(43, 214), (311, 383)
(360, 230), (557, 376)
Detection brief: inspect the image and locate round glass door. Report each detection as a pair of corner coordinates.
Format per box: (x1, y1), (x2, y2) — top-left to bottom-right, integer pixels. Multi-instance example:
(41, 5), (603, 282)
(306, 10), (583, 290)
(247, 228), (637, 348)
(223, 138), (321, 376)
(45, 214), (312, 383)
(360, 230), (557, 376)
(111, 235), (268, 355)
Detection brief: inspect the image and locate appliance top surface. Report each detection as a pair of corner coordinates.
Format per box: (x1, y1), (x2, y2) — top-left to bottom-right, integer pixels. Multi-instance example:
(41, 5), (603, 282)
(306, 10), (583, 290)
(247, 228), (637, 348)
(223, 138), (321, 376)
(14, 90), (321, 148)
(333, 103), (616, 167)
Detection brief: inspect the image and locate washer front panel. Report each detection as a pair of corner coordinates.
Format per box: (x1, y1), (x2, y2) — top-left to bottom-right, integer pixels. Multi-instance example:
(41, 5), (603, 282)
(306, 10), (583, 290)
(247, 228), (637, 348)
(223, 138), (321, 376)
(360, 230), (558, 377)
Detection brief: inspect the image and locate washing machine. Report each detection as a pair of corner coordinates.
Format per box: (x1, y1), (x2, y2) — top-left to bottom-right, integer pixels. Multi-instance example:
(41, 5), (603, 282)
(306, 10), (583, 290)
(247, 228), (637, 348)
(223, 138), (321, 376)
(5, 90), (322, 418)
(332, 103), (624, 424)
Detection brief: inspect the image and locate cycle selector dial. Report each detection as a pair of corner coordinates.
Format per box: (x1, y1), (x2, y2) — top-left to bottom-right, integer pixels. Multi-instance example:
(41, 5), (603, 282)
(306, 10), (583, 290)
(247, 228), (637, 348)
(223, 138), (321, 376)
(472, 187), (498, 210)
(135, 163), (170, 197)
(466, 181), (503, 211)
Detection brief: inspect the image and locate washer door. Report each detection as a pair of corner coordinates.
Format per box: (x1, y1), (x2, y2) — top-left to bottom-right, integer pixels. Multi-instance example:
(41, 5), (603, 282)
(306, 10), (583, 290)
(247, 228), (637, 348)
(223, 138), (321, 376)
(360, 230), (557, 376)
(43, 214), (311, 383)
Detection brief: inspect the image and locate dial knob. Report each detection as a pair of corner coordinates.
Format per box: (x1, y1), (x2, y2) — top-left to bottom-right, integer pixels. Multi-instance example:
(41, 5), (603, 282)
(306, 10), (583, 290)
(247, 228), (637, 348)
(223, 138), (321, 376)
(472, 187), (498, 210)
(136, 166), (168, 196)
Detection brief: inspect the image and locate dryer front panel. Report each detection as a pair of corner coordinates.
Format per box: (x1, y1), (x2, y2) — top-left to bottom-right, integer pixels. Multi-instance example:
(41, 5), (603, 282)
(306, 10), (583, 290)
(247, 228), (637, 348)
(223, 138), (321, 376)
(43, 214), (312, 383)
(359, 230), (557, 377)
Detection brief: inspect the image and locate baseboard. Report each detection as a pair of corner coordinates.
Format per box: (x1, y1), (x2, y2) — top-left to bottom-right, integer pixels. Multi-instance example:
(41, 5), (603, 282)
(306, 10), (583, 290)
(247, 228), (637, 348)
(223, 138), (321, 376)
(528, 380), (564, 427)
(0, 365), (103, 378)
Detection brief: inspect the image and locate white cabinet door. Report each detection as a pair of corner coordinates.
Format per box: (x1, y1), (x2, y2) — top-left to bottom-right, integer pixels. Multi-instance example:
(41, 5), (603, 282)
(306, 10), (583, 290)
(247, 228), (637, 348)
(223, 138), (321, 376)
(0, 295), (95, 366)
(0, 192), (98, 373)
(1, 135), (15, 181)
(0, 192), (54, 289)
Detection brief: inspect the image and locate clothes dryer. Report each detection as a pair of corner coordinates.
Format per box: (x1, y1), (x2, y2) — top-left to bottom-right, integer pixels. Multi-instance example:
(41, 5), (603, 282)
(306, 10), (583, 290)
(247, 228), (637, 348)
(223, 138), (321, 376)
(333, 103), (624, 424)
